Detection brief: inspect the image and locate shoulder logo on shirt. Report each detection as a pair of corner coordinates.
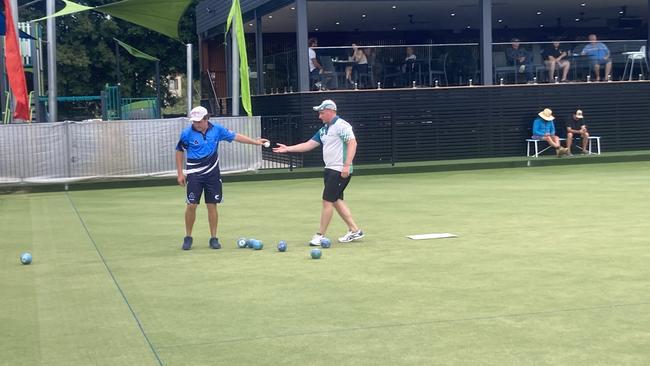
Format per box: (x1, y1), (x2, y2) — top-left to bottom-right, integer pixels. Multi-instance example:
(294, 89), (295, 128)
(193, 139), (199, 145)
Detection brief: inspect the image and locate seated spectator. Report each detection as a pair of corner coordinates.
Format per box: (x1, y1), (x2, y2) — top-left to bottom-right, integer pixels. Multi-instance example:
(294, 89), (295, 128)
(565, 109), (591, 155)
(506, 38), (535, 82)
(581, 34), (612, 82)
(308, 38), (323, 90)
(532, 108), (568, 157)
(344, 43), (368, 87)
(543, 41), (570, 82)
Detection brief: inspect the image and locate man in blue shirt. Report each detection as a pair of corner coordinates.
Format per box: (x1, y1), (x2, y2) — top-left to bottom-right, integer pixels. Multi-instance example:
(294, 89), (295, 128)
(175, 106), (269, 250)
(532, 108), (568, 157)
(581, 34), (612, 81)
(506, 38), (535, 83)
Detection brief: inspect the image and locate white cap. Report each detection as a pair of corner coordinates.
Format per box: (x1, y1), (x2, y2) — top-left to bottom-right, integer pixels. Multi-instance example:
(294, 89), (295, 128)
(189, 106), (208, 121)
(313, 99), (337, 112)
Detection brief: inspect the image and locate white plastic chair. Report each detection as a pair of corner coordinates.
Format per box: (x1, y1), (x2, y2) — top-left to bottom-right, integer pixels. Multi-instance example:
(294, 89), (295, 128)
(622, 45), (648, 81)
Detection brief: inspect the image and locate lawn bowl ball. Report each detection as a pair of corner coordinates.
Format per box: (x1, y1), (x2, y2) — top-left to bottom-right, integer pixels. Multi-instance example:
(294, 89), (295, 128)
(237, 238), (248, 248)
(320, 237), (331, 248)
(311, 248), (322, 259)
(277, 240), (287, 252)
(20, 252), (32, 265)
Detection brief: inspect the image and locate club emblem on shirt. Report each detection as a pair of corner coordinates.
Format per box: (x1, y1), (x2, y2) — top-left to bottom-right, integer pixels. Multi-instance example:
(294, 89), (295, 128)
(193, 139), (199, 145)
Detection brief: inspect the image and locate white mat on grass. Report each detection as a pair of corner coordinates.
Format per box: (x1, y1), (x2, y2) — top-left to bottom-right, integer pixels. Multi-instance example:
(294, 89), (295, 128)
(407, 233), (458, 240)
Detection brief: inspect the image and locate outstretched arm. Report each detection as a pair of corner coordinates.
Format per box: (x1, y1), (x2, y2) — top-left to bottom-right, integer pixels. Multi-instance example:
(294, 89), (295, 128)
(234, 133), (269, 146)
(273, 139), (320, 154)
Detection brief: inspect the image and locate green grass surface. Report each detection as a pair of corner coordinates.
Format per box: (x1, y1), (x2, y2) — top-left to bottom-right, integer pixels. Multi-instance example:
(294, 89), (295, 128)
(2, 162), (650, 365)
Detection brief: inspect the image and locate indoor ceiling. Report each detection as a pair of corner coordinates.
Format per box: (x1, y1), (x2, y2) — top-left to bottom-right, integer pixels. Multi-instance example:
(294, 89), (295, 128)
(243, 0), (648, 33)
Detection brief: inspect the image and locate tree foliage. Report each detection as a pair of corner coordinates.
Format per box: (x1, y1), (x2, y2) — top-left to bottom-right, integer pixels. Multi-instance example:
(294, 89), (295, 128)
(21, 0), (198, 105)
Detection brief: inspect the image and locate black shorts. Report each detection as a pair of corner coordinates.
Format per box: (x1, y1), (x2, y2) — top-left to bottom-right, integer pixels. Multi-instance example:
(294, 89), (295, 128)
(322, 168), (351, 202)
(186, 173), (223, 204)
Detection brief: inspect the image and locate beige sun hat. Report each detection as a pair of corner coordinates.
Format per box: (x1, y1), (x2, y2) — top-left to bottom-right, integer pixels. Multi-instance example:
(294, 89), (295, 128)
(538, 108), (554, 121)
(575, 109), (584, 119)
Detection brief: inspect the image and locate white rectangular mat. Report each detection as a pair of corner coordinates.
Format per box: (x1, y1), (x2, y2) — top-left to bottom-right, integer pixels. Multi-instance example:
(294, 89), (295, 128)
(407, 233), (458, 240)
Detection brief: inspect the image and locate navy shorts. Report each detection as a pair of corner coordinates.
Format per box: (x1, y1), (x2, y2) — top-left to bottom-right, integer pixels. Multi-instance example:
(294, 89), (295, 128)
(322, 168), (351, 202)
(184, 152), (223, 205)
(186, 173), (223, 204)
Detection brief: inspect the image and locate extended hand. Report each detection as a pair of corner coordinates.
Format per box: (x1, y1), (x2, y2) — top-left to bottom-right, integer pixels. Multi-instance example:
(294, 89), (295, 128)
(273, 143), (289, 153)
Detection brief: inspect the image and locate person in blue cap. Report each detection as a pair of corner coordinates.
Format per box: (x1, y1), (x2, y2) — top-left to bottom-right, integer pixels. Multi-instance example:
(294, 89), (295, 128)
(176, 106), (269, 250)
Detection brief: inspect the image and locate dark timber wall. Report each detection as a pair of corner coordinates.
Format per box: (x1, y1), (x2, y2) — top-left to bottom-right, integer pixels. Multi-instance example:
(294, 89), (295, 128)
(248, 82), (650, 167)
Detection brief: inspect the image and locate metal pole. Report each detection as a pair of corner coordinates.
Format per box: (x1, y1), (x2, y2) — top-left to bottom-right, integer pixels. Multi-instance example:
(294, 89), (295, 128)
(186, 43), (192, 115)
(10, 0), (19, 34)
(0, 35), (6, 121)
(155, 60), (161, 118)
(295, 0), (309, 92)
(480, 0), (493, 85)
(115, 41), (121, 85)
(46, 0), (57, 122)
(30, 24), (42, 122)
(231, 22), (240, 116)
(647, 0), (650, 65)
(255, 9), (264, 95)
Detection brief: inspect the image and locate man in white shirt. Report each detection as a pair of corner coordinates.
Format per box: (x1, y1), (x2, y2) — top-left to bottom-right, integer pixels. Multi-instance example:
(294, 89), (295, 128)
(309, 38), (323, 90)
(273, 99), (364, 246)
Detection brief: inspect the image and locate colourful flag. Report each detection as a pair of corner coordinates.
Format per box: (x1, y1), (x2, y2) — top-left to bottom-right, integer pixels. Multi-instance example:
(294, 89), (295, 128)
(4, 0), (30, 121)
(226, 0), (252, 116)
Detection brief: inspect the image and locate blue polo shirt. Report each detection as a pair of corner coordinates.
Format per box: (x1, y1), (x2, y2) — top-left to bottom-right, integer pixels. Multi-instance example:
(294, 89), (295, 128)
(582, 42), (609, 61)
(176, 121), (236, 160)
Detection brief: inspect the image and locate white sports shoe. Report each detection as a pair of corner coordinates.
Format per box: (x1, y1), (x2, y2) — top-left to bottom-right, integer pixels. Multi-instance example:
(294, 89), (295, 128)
(338, 230), (364, 243)
(309, 233), (323, 246)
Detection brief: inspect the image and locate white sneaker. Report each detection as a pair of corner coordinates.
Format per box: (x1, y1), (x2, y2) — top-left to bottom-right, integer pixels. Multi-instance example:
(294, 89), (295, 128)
(338, 230), (364, 243)
(309, 233), (323, 246)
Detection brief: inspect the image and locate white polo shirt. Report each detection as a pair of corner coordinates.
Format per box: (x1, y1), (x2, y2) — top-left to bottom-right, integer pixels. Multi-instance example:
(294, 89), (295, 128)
(311, 116), (355, 172)
(309, 48), (317, 72)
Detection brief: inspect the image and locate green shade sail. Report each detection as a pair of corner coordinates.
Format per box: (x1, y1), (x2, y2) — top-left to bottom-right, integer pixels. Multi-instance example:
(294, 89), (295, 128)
(32, 0), (93, 22)
(114, 38), (159, 61)
(32, 0), (193, 40)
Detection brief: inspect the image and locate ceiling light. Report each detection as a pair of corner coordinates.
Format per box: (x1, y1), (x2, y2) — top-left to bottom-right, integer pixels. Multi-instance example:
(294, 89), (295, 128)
(450, 13), (456, 17)
(498, 19), (503, 23)
(539, 24), (544, 27)
(268, 15), (272, 19)
(580, 3), (586, 7)
(466, 25), (471, 29)
(392, 5), (397, 9)
(290, 6), (295, 10)
(536, 11), (542, 15)
(335, 21), (340, 25)
(574, 17), (580, 21)
(362, 14), (367, 18)
(314, 28), (319, 31)
(392, 27), (397, 30)
(248, 23), (253, 27)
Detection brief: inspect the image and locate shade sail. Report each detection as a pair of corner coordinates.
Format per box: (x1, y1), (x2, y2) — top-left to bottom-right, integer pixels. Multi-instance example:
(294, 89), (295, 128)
(114, 38), (159, 61)
(32, 0), (193, 40)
